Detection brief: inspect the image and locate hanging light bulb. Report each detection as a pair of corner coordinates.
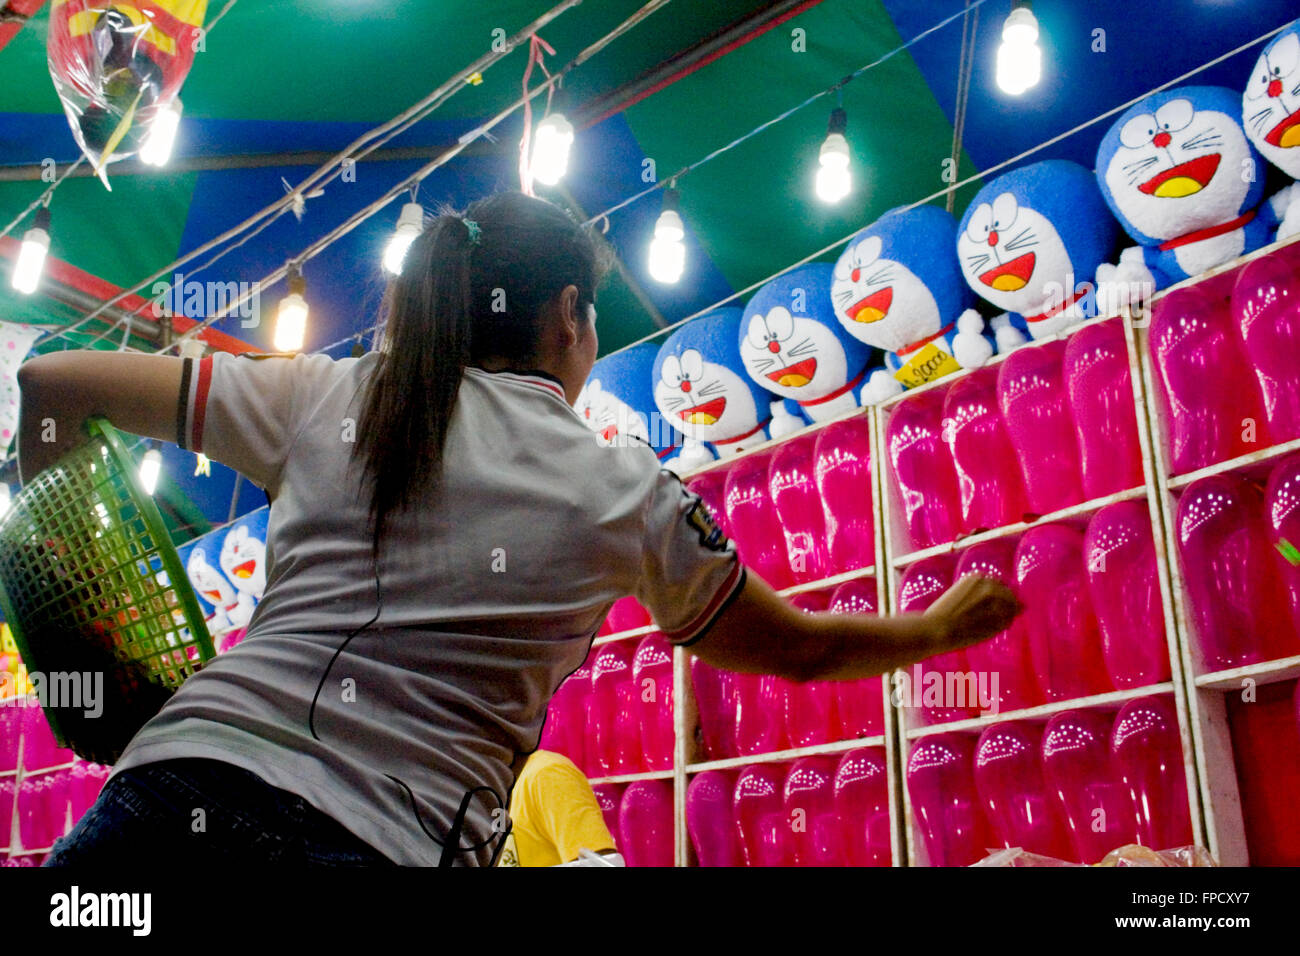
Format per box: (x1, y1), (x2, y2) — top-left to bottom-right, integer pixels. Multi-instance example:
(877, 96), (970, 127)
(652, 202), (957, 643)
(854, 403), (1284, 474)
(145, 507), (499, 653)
(0, 484), (10, 518)
(139, 443), (163, 496)
(530, 112), (575, 187)
(815, 108), (852, 204)
(139, 98), (182, 167)
(11, 207), (51, 296)
(383, 202), (425, 275)
(997, 2), (1042, 96)
(648, 188), (686, 284)
(274, 266), (309, 352)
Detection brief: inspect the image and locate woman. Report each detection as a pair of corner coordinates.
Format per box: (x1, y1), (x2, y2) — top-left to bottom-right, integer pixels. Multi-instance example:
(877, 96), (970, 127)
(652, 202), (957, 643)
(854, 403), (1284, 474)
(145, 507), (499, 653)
(20, 191), (1019, 867)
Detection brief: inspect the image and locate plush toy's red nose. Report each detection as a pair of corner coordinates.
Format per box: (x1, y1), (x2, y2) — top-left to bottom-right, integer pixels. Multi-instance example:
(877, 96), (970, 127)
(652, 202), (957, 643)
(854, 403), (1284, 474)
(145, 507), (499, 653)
(767, 340), (781, 353)
(681, 380), (692, 393)
(987, 230), (999, 247)
(1268, 78), (1283, 97)
(851, 268), (860, 282)
(1153, 130), (1172, 148)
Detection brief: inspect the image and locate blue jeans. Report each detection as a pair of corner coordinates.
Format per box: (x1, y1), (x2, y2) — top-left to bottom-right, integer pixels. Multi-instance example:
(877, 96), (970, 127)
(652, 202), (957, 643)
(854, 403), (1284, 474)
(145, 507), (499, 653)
(44, 758), (397, 867)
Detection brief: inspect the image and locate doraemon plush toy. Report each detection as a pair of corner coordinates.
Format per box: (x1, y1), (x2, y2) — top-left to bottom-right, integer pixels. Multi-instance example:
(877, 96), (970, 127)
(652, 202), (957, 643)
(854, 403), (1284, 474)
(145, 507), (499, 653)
(740, 263), (877, 427)
(1243, 19), (1300, 240)
(957, 159), (1117, 344)
(831, 205), (996, 404)
(653, 308), (782, 473)
(1096, 86), (1276, 310)
(576, 342), (679, 466)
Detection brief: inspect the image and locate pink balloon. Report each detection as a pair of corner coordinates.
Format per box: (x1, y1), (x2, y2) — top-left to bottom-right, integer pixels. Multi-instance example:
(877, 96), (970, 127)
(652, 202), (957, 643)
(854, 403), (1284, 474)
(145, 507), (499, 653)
(690, 657), (736, 760)
(769, 434), (831, 584)
(613, 682), (642, 775)
(886, 388), (961, 549)
(1084, 501), (1171, 689)
(1015, 524), (1111, 702)
(1150, 286), (1268, 474)
(782, 592), (836, 748)
(632, 634), (675, 772)
(814, 417), (876, 573)
(997, 339), (1083, 515)
(1264, 455), (1300, 645)
(541, 662), (592, 772)
(724, 452), (794, 589)
(591, 783), (625, 851)
(686, 469), (734, 537)
(1063, 321), (1144, 499)
(1042, 709), (1138, 863)
(618, 780), (674, 867)
(1110, 696), (1193, 850)
(829, 579), (885, 739)
(733, 763), (792, 867)
(1232, 254), (1300, 442)
(974, 721), (1072, 859)
(734, 671), (786, 757)
(783, 757), (844, 866)
(687, 770), (743, 867)
(899, 556), (975, 724)
(943, 366), (1027, 533)
(955, 540), (1039, 713)
(1176, 474), (1296, 669)
(834, 748), (891, 867)
(589, 643), (634, 776)
(604, 596), (652, 634)
(906, 734), (993, 867)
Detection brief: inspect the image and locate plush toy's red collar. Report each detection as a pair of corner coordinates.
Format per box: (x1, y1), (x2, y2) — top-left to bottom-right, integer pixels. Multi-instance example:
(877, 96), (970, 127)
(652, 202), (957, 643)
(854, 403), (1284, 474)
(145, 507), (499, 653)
(896, 321), (957, 357)
(1158, 210), (1256, 251)
(1023, 286), (1088, 324)
(712, 417), (772, 446)
(799, 362), (873, 407)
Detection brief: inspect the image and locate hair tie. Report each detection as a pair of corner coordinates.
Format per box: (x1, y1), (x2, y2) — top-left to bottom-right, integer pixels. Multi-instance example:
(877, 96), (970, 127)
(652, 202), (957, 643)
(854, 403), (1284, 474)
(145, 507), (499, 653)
(462, 218), (482, 245)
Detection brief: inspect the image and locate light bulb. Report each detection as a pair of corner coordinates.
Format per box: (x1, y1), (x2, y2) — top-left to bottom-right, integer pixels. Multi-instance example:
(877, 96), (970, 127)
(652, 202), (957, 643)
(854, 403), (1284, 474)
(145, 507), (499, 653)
(139, 99), (182, 167)
(0, 484), (10, 518)
(648, 200), (685, 284)
(531, 113), (574, 187)
(816, 132), (852, 203)
(274, 293), (308, 351)
(139, 448), (162, 495)
(11, 208), (51, 296)
(383, 202), (425, 275)
(997, 6), (1042, 95)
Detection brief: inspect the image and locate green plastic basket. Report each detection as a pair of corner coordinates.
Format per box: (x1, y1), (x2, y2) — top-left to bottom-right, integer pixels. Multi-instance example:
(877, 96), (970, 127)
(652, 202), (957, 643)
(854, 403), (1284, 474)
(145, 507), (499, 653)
(0, 418), (214, 764)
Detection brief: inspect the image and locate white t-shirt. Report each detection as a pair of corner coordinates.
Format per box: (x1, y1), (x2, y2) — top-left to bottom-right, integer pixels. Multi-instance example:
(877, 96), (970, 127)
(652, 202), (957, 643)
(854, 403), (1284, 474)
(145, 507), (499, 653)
(109, 351), (743, 866)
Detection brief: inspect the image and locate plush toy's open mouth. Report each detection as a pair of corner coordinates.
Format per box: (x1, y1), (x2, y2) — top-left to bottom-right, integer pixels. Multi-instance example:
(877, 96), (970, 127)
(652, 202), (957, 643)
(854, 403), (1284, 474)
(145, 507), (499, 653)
(848, 287), (894, 323)
(978, 252), (1035, 291)
(204, 589), (223, 601)
(1266, 111), (1300, 148)
(599, 424), (619, 442)
(230, 559), (256, 579)
(766, 357), (818, 388)
(1139, 153), (1221, 197)
(680, 396), (727, 425)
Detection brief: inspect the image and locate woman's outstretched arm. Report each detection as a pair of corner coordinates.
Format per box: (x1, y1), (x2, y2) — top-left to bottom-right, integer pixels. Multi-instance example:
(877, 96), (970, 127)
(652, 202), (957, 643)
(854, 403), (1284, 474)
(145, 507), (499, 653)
(17, 351), (185, 484)
(689, 569), (1022, 683)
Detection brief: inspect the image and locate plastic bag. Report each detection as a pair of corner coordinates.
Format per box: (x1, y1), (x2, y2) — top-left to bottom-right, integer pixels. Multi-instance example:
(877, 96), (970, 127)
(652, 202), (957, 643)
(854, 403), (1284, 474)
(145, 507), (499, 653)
(46, 1), (207, 175)
(971, 844), (1218, 867)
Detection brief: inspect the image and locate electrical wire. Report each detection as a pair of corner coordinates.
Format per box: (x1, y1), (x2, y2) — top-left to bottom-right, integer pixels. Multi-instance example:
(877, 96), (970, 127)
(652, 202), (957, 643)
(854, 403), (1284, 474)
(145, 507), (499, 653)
(602, 19), (1295, 359)
(0, 157), (84, 243)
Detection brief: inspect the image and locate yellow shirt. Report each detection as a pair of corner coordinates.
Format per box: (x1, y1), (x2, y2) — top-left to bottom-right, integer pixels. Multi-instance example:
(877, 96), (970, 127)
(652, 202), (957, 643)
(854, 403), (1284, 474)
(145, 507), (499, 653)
(497, 750), (616, 867)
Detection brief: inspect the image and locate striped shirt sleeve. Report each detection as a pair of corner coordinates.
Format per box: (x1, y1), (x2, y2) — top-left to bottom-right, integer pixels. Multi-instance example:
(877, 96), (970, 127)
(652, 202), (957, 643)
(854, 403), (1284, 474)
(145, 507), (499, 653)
(635, 469), (746, 647)
(176, 351), (336, 493)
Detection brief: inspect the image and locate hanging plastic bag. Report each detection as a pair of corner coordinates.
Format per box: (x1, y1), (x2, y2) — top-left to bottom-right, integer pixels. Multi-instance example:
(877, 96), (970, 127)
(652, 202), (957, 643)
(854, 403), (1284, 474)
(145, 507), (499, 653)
(46, 1), (208, 180)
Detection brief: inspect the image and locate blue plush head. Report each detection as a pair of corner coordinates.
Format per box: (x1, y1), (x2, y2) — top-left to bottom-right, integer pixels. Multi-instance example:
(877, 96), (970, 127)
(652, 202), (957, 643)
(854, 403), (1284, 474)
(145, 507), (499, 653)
(830, 204), (974, 353)
(653, 308), (771, 448)
(1244, 20), (1300, 179)
(577, 343), (677, 457)
(1097, 85), (1264, 245)
(956, 159), (1116, 333)
(740, 263), (874, 407)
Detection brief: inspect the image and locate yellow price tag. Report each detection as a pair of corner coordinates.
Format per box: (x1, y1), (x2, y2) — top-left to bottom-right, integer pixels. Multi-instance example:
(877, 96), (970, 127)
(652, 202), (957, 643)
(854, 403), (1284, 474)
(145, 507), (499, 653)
(893, 343), (961, 389)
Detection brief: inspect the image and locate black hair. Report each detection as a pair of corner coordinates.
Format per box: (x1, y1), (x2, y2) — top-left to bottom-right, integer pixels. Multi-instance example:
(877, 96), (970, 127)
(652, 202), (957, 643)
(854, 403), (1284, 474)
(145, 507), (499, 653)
(352, 190), (611, 547)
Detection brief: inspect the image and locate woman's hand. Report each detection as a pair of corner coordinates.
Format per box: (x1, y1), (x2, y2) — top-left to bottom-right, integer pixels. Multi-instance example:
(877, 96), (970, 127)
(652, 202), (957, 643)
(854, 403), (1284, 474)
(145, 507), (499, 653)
(922, 574), (1024, 657)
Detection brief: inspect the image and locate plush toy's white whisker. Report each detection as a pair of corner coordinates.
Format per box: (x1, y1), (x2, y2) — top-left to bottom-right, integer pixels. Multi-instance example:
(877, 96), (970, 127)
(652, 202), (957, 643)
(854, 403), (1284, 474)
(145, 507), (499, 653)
(965, 253), (992, 269)
(831, 288), (854, 304)
(751, 357), (776, 371)
(661, 396), (685, 409)
(1122, 155), (1160, 173)
(697, 381), (726, 397)
(864, 266), (894, 286)
(1246, 106), (1274, 132)
(787, 341), (817, 357)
